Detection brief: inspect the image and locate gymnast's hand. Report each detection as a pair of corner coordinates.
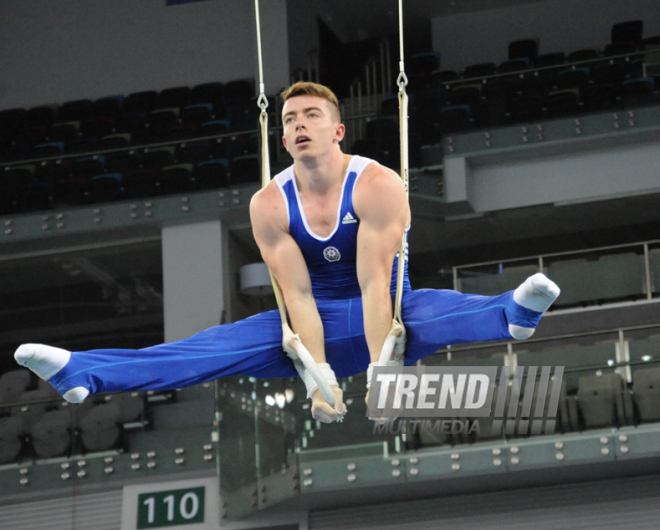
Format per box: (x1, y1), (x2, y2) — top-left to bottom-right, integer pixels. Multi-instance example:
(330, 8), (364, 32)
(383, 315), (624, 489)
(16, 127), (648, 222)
(311, 386), (346, 423)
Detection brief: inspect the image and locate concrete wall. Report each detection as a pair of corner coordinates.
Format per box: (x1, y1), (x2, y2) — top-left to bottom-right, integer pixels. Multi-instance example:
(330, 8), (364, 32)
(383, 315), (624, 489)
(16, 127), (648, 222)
(432, 0), (660, 70)
(0, 0), (289, 109)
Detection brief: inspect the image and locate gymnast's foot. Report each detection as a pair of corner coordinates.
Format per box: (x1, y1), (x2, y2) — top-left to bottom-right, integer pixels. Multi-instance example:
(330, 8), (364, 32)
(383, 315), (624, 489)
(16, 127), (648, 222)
(509, 273), (560, 340)
(14, 344), (89, 403)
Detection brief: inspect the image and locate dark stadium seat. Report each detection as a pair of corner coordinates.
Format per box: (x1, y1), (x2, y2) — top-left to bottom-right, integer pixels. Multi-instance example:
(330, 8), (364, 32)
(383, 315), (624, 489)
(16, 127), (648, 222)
(91, 95), (124, 119)
(191, 82), (224, 109)
(106, 151), (141, 173)
(80, 116), (114, 139)
(611, 20), (643, 46)
(228, 155), (260, 185)
(430, 69), (460, 87)
(223, 79), (254, 104)
(156, 86), (190, 110)
(182, 103), (214, 125)
(556, 68), (590, 90)
(125, 90), (158, 114)
(89, 172), (123, 203)
(123, 167), (158, 198)
(448, 83), (482, 106)
(58, 99), (92, 122)
(114, 112), (148, 134)
(463, 62), (497, 79)
(0, 416), (24, 464)
(498, 57), (530, 75)
(142, 146), (176, 169)
(25, 105), (58, 128)
(30, 410), (71, 458)
(567, 48), (601, 63)
(195, 159), (229, 190)
(32, 141), (65, 158)
(149, 108), (180, 132)
(99, 133), (131, 150)
(0, 370), (31, 403)
(632, 367), (660, 422)
(577, 373), (630, 428)
(177, 140), (213, 164)
(622, 77), (657, 107)
(582, 83), (619, 112)
(545, 89), (580, 118)
(49, 121), (81, 142)
(439, 105), (472, 134)
(0, 108), (25, 132)
(103, 393), (145, 424)
(158, 163), (194, 194)
(199, 119), (230, 137)
(509, 94), (543, 123)
(509, 38), (539, 61)
(80, 403), (122, 452)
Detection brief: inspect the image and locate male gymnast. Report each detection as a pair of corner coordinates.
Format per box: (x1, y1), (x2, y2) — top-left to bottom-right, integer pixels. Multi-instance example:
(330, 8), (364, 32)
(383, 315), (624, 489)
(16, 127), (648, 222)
(15, 82), (560, 423)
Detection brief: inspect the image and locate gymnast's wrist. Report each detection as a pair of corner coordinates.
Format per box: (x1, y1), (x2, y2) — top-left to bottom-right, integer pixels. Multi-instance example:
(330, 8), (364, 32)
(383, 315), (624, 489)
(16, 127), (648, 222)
(303, 363), (338, 400)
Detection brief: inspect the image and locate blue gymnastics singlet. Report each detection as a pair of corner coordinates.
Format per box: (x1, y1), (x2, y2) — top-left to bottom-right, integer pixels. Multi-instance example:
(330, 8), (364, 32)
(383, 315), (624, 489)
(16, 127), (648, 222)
(274, 155), (411, 301)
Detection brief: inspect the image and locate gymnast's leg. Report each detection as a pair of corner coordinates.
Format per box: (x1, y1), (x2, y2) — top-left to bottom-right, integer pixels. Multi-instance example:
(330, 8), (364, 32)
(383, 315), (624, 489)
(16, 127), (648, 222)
(403, 273), (560, 364)
(15, 309), (298, 403)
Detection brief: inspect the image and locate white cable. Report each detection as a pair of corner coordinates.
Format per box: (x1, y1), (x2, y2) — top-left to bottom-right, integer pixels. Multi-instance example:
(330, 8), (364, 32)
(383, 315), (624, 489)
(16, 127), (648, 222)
(253, 0), (336, 408)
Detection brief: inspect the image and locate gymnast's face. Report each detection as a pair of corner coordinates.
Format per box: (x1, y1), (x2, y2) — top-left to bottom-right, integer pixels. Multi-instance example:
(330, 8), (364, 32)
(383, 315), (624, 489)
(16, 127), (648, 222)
(281, 95), (345, 159)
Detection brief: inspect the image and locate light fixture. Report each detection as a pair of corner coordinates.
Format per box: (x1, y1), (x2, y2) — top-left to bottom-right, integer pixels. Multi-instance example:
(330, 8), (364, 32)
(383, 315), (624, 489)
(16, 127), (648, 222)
(239, 263), (273, 296)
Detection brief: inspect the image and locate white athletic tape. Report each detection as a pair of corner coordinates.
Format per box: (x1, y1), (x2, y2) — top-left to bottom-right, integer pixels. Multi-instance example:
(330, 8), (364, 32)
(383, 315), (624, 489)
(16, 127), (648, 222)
(302, 362), (339, 400)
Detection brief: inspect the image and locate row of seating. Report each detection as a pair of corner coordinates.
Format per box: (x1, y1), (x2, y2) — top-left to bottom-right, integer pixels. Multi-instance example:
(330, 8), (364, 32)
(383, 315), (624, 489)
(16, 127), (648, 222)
(406, 19), (658, 91)
(0, 79), (274, 164)
(0, 152), (261, 215)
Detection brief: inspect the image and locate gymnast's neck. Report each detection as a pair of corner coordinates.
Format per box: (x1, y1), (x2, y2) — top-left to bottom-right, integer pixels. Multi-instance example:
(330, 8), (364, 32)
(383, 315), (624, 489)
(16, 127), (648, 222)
(293, 148), (350, 195)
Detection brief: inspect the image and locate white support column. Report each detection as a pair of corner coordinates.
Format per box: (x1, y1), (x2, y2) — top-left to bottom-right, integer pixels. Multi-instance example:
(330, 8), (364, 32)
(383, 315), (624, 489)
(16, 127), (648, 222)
(162, 221), (224, 343)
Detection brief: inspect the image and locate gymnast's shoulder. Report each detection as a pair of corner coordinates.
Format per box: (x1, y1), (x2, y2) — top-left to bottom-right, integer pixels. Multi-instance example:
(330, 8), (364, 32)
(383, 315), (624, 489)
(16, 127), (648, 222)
(354, 161), (408, 215)
(250, 180), (288, 232)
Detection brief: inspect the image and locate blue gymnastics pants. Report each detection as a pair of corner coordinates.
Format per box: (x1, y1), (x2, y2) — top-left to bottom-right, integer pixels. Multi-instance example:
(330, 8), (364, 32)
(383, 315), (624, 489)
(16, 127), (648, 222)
(48, 289), (542, 397)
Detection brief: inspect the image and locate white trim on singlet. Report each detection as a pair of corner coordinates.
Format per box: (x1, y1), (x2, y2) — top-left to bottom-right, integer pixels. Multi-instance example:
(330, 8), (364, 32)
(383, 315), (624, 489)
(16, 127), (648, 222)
(273, 155), (375, 242)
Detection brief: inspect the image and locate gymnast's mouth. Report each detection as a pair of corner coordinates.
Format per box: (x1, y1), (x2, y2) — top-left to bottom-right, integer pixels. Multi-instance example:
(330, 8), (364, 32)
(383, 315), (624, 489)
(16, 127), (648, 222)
(296, 136), (311, 144)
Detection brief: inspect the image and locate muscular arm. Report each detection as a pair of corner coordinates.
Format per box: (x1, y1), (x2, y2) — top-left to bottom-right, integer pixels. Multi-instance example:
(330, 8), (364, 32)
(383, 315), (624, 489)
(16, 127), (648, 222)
(250, 183), (326, 364)
(354, 164), (410, 364)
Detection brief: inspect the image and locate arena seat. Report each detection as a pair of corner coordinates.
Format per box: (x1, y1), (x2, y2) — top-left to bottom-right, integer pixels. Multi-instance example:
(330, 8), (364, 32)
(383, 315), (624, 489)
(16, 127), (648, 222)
(142, 146), (176, 169)
(103, 392), (145, 424)
(58, 99), (92, 122)
(158, 163), (194, 194)
(182, 103), (214, 125)
(577, 373), (629, 428)
(228, 154), (260, 185)
(195, 159), (229, 190)
(632, 365), (660, 422)
(91, 95), (124, 119)
(463, 62), (497, 79)
(156, 86), (190, 110)
(80, 403), (122, 452)
(177, 140), (213, 164)
(98, 133), (131, 150)
(30, 410), (71, 458)
(0, 369), (31, 404)
(0, 416), (24, 464)
(509, 38), (539, 61)
(89, 173), (123, 203)
(125, 90), (158, 114)
(25, 105), (58, 128)
(611, 20), (644, 46)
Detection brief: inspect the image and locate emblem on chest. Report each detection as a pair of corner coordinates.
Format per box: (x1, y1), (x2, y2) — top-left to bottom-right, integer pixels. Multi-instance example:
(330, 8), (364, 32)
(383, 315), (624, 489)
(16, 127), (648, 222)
(323, 246), (341, 262)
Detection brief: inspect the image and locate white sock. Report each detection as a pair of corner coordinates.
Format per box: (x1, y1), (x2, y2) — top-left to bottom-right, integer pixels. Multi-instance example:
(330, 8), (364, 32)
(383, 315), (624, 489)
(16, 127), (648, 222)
(509, 273), (560, 340)
(14, 344), (89, 403)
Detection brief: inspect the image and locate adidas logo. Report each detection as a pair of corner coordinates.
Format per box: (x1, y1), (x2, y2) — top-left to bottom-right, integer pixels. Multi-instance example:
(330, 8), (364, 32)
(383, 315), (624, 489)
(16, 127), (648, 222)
(341, 212), (358, 224)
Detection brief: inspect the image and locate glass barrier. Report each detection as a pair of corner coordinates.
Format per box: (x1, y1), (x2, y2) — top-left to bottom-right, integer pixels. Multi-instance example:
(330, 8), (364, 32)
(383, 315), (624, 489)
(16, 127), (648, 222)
(455, 242), (654, 311)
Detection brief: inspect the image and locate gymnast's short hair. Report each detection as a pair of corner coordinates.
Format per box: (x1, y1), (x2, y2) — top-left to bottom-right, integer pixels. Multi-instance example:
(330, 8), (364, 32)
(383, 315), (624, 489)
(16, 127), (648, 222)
(280, 81), (341, 122)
